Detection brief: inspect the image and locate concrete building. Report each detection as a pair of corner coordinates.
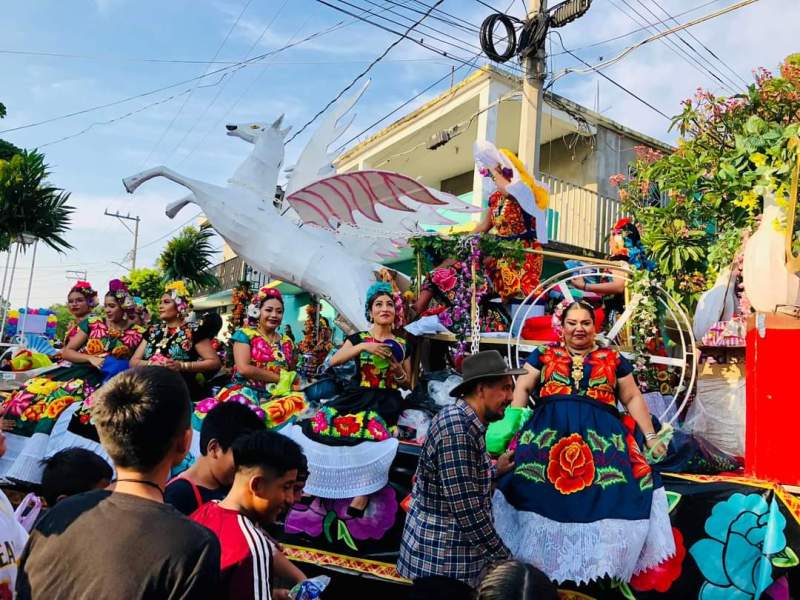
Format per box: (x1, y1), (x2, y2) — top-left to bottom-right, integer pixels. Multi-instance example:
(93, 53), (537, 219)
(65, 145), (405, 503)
(193, 64), (671, 332)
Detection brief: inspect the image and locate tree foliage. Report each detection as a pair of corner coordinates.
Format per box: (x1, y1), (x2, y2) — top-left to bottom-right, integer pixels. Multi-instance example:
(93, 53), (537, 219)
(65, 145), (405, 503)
(610, 53), (800, 310)
(0, 101), (22, 163)
(122, 268), (164, 315)
(0, 150), (74, 253)
(48, 303), (75, 341)
(158, 225), (219, 290)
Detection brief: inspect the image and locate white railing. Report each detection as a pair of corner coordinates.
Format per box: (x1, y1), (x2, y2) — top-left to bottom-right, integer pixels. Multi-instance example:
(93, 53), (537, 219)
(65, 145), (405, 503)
(540, 173), (624, 254)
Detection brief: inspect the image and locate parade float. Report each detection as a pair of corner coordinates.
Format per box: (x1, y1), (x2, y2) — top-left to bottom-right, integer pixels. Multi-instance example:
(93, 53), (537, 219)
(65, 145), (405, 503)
(119, 55), (800, 598)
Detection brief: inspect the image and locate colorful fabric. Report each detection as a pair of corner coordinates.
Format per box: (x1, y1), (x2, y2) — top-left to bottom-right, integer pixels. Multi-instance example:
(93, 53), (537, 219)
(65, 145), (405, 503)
(398, 400), (510, 587)
(485, 191), (543, 301)
(143, 322), (196, 362)
(348, 331), (407, 390)
(309, 405), (392, 442)
(493, 345), (674, 583)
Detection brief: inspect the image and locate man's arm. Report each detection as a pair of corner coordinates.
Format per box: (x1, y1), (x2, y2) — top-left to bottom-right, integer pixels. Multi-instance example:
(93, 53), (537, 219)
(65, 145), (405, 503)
(438, 419), (510, 560)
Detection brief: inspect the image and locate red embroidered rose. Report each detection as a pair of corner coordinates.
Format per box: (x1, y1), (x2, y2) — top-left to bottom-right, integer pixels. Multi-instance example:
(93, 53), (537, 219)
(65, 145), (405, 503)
(622, 415), (652, 479)
(431, 267), (458, 292)
(630, 527), (686, 592)
(333, 415), (361, 437)
(547, 433), (595, 495)
(366, 418), (389, 441)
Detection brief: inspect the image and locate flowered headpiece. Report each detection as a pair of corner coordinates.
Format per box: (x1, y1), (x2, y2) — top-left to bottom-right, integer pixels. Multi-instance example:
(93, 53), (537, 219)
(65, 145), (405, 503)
(365, 281), (394, 322)
(247, 286), (284, 323)
(164, 280), (192, 318)
(609, 218), (654, 271)
(69, 280), (98, 307)
(106, 279), (135, 310)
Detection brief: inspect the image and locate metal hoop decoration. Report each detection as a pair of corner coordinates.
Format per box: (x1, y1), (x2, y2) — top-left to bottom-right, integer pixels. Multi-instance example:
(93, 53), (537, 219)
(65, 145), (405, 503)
(505, 264), (697, 425)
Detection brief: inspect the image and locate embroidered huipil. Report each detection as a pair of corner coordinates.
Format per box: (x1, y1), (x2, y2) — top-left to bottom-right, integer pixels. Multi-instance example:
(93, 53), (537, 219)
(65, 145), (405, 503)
(398, 400), (509, 586)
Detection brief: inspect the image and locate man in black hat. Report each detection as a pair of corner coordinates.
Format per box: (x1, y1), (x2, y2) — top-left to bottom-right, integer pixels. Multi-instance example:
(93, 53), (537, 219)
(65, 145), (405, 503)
(398, 350), (524, 598)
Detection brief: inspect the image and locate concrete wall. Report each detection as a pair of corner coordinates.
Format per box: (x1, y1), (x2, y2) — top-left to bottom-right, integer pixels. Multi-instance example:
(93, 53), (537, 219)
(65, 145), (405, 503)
(539, 135), (598, 190)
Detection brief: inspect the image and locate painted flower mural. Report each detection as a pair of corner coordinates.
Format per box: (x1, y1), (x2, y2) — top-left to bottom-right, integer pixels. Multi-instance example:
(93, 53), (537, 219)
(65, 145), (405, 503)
(689, 493), (797, 599)
(285, 484), (398, 552)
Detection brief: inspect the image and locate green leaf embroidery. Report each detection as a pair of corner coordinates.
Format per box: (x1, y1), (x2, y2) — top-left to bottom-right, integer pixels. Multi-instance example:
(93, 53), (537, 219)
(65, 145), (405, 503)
(337, 519), (359, 552)
(519, 430), (535, 446)
(322, 511), (336, 544)
(666, 491), (682, 514)
(586, 429), (611, 453)
(516, 462), (547, 483)
(533, 428), (557, 449)
(595, 466), (627, 488)
(639, 472), (654, 491)
(771, 546), (799, 568)
(611, 433), (627, 453)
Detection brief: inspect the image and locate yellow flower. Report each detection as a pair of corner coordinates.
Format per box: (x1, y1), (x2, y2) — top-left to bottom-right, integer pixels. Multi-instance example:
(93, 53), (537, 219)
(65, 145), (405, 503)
(749, 152), (767, 167)
(165, 280), (189, 298)
(734, 190), (759, 211)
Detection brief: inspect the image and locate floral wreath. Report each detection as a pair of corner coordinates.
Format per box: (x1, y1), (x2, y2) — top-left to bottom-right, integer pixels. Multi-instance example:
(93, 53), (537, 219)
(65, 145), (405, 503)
(364, 281), (394, 323)
(247, 286), (283, 324)
(69, 280), (98, 308)
(107, 279), (135, 311)
(164, 280), (192, 318)
(610, 218), (655, 271)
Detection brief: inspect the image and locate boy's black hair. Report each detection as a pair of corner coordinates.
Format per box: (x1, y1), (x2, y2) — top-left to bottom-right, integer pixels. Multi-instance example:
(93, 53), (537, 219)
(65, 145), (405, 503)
(39, 448), (113, 506)
(199, 402), (265, 456)
(91, 366), (191, 471)
(232, 430), (305, 479)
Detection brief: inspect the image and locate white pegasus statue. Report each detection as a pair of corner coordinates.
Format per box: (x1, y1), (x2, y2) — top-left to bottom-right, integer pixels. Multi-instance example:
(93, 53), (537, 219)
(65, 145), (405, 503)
(123, 84), (477, 329)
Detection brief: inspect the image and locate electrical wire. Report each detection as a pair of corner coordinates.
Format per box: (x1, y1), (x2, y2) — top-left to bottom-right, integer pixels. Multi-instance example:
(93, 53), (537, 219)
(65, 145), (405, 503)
(288, 0), (444, 143)
(548, 0), (762, 85)
(0, 21), (351, 136)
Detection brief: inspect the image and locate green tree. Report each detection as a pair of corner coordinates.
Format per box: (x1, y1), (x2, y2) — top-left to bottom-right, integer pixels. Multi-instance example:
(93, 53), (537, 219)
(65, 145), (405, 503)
(48, 303), (75, 341)
(158, 225), (219, 289)
(122, 268), (164, 315)
(0, 101), (22, 163)
(0, 150), (74, 252)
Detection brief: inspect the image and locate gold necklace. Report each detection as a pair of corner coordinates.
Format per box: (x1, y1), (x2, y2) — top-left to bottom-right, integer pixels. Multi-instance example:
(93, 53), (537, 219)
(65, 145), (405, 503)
(566, 345), (597, 387)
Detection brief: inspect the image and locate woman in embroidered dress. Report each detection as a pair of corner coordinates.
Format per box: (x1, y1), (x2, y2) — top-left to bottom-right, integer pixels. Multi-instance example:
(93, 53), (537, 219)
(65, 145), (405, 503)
(64, 280), (97, 346)
(0, 280), (144, 483)
(130, 281), (221, 401)
(195, 286), (306, 431)
(287, 282), (410, 516)
(492, 301), (674, 584)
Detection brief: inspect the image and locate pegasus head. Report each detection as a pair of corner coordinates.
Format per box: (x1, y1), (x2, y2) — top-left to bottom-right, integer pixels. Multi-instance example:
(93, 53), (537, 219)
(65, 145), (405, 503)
(226, 115), (291, 174)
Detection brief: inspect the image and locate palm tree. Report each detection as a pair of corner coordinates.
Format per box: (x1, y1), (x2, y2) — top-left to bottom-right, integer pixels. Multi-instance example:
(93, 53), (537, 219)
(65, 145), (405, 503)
(158, 224), (219, 289)
(0, 150), (74, 252)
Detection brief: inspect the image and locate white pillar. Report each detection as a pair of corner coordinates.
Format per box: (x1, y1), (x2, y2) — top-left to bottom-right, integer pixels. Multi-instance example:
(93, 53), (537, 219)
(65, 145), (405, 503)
(471, 80), (502, 212)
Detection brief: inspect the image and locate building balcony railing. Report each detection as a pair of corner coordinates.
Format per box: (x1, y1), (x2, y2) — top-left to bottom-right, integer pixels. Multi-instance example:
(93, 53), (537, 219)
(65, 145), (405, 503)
(194, 256), (271, 297)
(539, 173), (624, 255)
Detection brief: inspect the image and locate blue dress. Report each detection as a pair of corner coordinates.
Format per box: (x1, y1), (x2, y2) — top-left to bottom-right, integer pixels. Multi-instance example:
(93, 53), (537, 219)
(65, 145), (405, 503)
(493, 345), (675, 584)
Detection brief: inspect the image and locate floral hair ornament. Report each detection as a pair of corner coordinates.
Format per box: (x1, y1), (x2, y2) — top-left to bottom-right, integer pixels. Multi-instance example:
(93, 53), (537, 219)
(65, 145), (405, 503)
(107, 279), (135, 310)
(69, 280), (98, 307)
(164, 280), (193, 318)
(473, 140), (550, 243)
(365, 281), (394, 322)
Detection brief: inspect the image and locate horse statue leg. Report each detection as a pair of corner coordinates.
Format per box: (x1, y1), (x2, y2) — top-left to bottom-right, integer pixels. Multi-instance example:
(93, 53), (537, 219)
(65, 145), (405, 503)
(123, 166), (204, 196)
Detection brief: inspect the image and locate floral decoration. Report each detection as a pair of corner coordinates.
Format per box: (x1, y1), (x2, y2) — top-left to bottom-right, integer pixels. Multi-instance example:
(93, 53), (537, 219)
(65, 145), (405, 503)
(631, 527), (687, 592)
(546, 433), (596, 495)
(689, 492), (796, 599)
(311, 406), (392, 442)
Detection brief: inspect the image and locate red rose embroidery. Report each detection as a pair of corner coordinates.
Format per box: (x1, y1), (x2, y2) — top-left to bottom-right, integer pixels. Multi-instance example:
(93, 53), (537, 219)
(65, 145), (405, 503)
(547, 433), (595, 495)
(333, 415), (361, 437)
(622, 415), (652, 479)
(630, 527), (686, 592)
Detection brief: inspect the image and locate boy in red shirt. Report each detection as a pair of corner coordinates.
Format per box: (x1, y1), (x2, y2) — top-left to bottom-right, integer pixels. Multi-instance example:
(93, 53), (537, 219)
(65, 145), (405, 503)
(192, 429), (305, 600)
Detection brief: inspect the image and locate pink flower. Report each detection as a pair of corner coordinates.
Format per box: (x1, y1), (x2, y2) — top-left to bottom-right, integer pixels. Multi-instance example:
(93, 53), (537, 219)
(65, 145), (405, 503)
(195, 397), (219, 414)
(250, 337), (275, 364)
(366, 418), (389, 441)
(609, 174), (626, 187)
(2, 391), (34, 417)
(89, 320), (108, 339)
(431, 267), (458, 292)
(312, 411), (329, 434)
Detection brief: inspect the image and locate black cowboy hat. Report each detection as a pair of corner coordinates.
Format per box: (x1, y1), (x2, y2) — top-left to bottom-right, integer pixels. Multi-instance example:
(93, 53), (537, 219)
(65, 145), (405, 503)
(449, 350), (527, 397)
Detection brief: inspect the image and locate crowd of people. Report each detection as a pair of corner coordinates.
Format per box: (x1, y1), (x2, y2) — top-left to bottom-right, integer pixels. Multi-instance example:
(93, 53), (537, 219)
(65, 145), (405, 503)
(0, 141), (679, 598)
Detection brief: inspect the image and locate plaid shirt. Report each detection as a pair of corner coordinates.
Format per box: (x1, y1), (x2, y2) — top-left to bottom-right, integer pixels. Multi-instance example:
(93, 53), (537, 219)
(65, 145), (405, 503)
(397, 400), (510, 586)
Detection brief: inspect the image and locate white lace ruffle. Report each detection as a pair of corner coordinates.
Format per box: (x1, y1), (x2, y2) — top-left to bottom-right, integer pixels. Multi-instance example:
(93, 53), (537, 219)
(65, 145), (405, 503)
(282, 424), (399, 499)
(492, 487), (675, 584)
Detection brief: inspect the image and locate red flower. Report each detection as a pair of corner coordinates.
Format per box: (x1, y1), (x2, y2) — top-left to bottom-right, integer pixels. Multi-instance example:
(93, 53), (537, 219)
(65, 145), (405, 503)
(622, 415), (652, 479)
(333, 415), (361, 437)
(547, 433), (595, 495)
(630, 528), (686, 592)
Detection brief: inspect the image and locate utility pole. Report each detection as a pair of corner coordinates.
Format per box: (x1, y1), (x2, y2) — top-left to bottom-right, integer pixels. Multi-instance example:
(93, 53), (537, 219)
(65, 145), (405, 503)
(518, 0), (548, 177)
(479, 0), (593, 176)
(104, 210), (141, 271)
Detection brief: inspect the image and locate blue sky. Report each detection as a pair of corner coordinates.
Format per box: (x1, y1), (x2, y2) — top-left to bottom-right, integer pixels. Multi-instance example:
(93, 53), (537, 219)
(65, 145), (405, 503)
(1, 0), (797, 307)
